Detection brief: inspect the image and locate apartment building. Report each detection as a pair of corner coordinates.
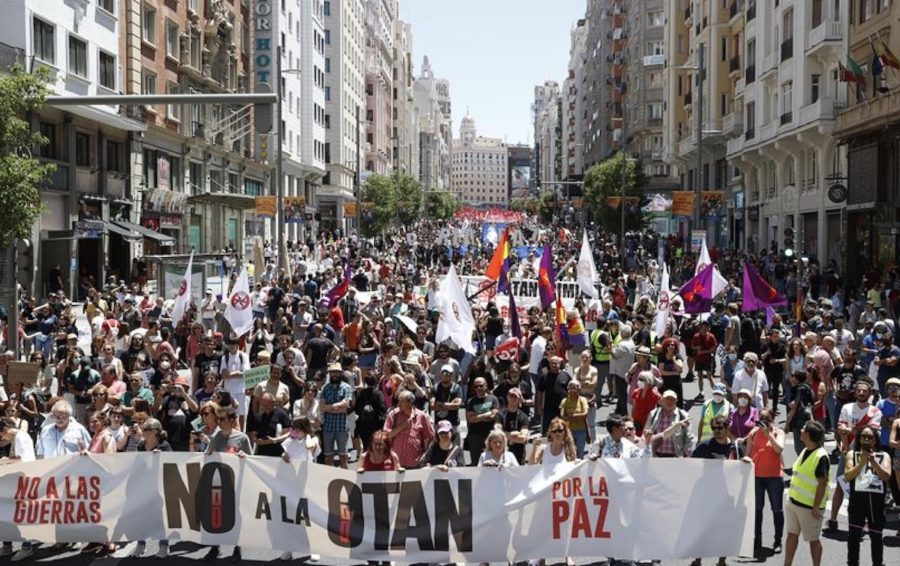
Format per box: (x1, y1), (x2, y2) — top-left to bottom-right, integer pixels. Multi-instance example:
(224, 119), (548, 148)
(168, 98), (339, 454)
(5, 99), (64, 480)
(533, 81), (559, 188)
(663, 0), (734, 245)
(724, 0), (847, 263)
(451, 116), (508, 205)
(582, 0), (611, 168)
(0, 0), (148, 298)
(413, 55), (451, 191)
(562, 19), (587, 182)
(322, 0), (365, 231)
(363, 0), (395, 175)
(835, 0), (899, 279)
(391, 20), (417, 177)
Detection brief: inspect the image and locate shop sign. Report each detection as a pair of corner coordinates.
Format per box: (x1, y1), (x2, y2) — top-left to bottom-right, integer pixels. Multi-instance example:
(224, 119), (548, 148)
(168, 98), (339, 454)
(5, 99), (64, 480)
(827, 184), (848, 204)
(73, 220), (104, 239)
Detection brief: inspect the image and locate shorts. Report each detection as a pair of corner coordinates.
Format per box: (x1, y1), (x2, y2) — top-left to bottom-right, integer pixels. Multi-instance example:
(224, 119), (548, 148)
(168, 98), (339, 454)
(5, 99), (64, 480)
(785, 498), (823, 542)
(695, 359), (714, 373)
(322, 429), (349, 456)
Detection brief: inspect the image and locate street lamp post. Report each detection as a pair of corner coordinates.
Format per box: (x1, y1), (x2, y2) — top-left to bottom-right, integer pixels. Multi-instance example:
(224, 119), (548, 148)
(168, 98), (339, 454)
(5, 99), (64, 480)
(276, 45), (285, 274)
(620, 100), (627, 257)
(694, 43), (705, 236)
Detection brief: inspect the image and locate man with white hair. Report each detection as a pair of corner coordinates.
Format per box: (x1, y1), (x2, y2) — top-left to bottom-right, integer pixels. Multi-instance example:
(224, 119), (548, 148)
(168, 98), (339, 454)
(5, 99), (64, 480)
(35, 399), (91, 460)
(610, 324), (635, 415)
(732, 352), (770, 409)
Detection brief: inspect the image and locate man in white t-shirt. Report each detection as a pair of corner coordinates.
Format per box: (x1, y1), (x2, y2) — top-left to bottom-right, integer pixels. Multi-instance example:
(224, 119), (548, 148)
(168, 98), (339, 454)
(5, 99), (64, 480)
(219, 338), (251, 428)
(829, 317), (855, 356)
(732, 352), (770, 409)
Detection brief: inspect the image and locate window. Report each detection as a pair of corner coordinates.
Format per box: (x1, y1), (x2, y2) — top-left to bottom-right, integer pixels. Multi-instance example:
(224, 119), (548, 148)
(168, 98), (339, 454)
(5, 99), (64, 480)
(142, 5), (156, 44)
(38, 123), (57, 159)
(142, 70), (156, 95)
(98, 0), (115, 14)
(98, 51), (116, 90)
(325, 86), (331, 101)
(325, 29), (331, 44)
(189, 161), (204, 194)
(325, 57), (331, 72)
(68, 36), (87, 77)
(75, 132), (91, 167)
(245, 179), (263, 196)
(167, 82), (180, 120)
(811, 74), (820, 104)
(782, 81), (792, 115)
(32, 18), (54, 64)
(783, 10), (793, 40)
(324, 1), (331, 16)
(228, 173), (239, 194)
(107, 141), (124, 172)
(647, 40), (663, 55)
(190, 33), (201, 68)
(648, 11), (663, 26)
(166, 20), (179, 60)
(746, 101), (756, 132)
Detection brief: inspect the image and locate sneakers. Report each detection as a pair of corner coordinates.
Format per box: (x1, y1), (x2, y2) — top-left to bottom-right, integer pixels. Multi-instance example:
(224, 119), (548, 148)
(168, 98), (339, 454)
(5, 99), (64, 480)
(0, 545), (13, 558)
(279, 551), (292, 561)
(204, 546), (220, 561)
(11, 547), (33, 562)
(308, 555), (321, 562)
(230, 546), (242, 562)
(130, 541), (146, 558)
(772, 541), (783, 554)
(825, 519), (838, 532)
(157, 543), (169, 559)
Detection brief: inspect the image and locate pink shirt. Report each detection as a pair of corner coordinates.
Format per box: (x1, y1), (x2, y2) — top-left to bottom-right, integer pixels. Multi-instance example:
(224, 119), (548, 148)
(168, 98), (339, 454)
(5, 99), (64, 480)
(813, 349), (835, 385)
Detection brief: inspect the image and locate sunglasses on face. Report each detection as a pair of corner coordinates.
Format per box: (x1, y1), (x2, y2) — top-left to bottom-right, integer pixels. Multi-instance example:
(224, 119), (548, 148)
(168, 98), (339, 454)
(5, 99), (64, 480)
(550, 428), (565, 434)
(711, 426), (725, 431)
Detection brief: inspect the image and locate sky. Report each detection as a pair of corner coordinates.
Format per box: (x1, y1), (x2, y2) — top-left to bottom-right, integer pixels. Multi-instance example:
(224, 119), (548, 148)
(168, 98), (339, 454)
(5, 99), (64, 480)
(399, 0), (586, 146)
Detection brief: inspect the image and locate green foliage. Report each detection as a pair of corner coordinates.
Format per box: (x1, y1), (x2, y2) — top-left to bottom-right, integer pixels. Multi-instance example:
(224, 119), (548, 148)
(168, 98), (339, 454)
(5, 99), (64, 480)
(427, 190), (459, 220)
(361, 171), (423, 237)
(583, 152), (648, 234)
(538, 191), (556, 223)
(0, 65), (53, 246)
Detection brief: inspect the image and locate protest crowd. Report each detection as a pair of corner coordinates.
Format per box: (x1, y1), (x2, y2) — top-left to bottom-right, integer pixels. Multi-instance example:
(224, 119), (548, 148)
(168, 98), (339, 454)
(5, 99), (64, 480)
(0, 211), (899, 566)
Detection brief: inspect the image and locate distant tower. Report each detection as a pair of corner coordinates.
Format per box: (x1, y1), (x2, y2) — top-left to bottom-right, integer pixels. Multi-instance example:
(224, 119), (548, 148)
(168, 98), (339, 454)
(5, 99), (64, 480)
(460, 115), (476, 146)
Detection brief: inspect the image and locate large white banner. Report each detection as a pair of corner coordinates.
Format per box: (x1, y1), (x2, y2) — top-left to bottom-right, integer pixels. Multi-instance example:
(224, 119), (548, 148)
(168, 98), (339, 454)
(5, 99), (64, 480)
(0, 455), (754, 562)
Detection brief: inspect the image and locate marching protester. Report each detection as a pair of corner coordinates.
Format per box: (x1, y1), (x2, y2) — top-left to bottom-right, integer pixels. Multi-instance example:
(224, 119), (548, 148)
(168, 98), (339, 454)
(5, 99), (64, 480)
(843, 424), (892, 566)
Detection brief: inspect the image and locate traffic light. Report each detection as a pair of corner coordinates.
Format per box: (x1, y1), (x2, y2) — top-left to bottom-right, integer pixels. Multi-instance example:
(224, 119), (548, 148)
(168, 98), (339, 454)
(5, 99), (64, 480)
(783, 227), (795, 258)
(16, 238), (33, 290)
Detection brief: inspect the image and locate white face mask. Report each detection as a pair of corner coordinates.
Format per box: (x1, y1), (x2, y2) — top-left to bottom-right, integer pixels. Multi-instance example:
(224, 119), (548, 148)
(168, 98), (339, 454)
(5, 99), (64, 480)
(160, 361), (171, 370)
(727, 353), (737, 361)
(738, 397), (749, 407)
(713, 394), (725, 403)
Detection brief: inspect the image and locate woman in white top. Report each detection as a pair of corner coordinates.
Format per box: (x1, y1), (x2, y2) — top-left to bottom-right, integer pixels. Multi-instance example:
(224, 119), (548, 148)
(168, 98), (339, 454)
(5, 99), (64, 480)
(478, 429), (519, 468)
(280, 417), (321, 464)
(528, 417), (576, 566)
(0, 417), (37, 560)
(292, 384), (321, 432)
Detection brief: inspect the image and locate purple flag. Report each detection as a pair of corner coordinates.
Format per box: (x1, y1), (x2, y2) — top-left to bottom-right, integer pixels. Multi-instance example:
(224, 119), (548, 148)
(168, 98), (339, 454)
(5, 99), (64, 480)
(741, 262), (788, 312)
(509, 291), (522, 339)
(537, 245), (556, 310)
(765, 306), (776, 327)
(326, 260), (352, 308)
(678, 264), (716, 314)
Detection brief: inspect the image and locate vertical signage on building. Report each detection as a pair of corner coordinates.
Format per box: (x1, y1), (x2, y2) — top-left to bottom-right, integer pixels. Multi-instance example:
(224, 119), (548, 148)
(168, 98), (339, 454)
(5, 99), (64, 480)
(253, 0), (276, 86)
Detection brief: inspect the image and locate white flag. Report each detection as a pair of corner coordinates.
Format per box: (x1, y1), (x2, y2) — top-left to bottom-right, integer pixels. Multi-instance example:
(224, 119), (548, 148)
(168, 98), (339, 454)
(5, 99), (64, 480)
(435, 264), (476, 354)
(171, 251), (194, 327)
(224, 266), (254, 337)
(654, 261), (670, 338)
(695, 238), (729, 298)
(576, 230), (600, 299)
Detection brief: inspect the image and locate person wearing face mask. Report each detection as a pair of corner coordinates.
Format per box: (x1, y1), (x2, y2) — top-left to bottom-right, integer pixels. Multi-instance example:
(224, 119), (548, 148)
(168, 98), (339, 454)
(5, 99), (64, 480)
(729, 389), (760, 442)
(697, 383), (734, 443)
(844, 424), (892, 566)
(630, 370), (661, 435)
(66, 356), (100, 425)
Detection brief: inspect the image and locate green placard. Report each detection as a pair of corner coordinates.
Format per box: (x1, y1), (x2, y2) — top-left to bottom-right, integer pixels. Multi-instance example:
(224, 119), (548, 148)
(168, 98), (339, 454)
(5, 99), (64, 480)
(242, 365), (270, 390)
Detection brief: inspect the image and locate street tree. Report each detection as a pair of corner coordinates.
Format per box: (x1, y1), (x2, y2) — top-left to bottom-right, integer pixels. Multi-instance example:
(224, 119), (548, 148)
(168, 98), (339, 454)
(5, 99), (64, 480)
(583, 152), (647, 234)
(0, 65), (53, 247)
(426, 190), (459, 220)
(361, 171), (424, 237)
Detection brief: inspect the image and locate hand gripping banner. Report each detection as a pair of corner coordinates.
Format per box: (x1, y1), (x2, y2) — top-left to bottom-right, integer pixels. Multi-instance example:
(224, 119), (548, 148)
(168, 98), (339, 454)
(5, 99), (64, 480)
(0, 454), (754, 562)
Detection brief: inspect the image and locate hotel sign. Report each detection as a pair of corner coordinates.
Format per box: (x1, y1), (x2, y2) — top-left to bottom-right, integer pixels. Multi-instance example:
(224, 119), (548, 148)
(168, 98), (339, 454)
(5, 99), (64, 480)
(253, 0), (276, 85)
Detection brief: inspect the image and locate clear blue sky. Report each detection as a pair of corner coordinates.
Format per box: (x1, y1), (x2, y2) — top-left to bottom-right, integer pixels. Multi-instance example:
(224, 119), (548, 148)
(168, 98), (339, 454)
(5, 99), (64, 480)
(399, 0), (586, 146)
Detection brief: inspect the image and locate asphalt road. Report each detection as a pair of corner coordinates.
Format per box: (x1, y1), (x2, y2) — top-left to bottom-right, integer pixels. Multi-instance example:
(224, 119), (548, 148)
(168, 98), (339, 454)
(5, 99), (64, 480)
(12, 309), (898, 566)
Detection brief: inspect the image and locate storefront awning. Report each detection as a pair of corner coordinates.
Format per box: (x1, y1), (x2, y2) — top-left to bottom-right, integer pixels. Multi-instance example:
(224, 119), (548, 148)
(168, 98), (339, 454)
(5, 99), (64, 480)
(103, 221), (142, 242)
(63, 105), (148, 132)
(186, 191), (256, 210)
(112, 220), (176, 246)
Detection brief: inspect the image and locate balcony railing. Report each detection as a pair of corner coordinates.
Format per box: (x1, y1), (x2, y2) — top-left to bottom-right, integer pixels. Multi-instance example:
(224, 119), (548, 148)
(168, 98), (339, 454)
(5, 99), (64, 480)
(807, 20), (842, 53)
(730, 55), (741, 73)
(781, 38), (793, 62)
(780, 112), (793, 125)
(745, 65), (756, 83)
(745, 128), (755, 140)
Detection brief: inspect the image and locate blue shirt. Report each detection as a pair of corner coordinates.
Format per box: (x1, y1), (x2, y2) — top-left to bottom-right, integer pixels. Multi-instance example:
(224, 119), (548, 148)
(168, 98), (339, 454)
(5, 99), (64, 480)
(320, 380), (353, 432)
(876, 398), (898, 447)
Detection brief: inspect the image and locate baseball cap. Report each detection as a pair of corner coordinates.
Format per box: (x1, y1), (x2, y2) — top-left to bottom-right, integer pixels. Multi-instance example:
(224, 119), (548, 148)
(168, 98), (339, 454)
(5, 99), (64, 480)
(712, 383), (727, 396)
(886, 377), (900, 388)
(327, 362), (343, 372)
(661, 390), (678, 400)
(174, 375), (190, 387)
(436, 420), (453, 434)
(507, 387), (523, 400)
(66, 333), (78, 341)
(440, 364), (454, 373)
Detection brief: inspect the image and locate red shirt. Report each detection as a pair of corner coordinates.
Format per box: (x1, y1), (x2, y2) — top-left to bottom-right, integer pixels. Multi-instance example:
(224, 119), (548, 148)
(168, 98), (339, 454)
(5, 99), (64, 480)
(362, 452), (397, 471)
(631, 388), (661, 432)
(691, 332), (717, 363)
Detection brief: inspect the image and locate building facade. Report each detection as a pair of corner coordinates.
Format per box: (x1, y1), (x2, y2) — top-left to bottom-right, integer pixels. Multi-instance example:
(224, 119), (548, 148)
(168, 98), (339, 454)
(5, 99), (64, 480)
(391, 20), (417, 177)
(508, 145), (533, 200)
(362, 0), (395, 176)
(451, 116), (508, 205)
(562, 19), (587, 182)
(413, 55), (451, 191)
(532, 80), (559, 189)
(322, 0), (365, 232)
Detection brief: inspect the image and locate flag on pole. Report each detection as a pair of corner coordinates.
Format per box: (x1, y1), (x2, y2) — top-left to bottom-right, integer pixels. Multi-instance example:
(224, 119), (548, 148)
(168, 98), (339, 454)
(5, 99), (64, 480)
(555, 297), (569, 352)
(654, 261), (670, 337)
(695, 239), (712, 275)
(576, 230), (600, 299)
(224, 266), (254, 337)
(741, 261), (788, 312)
(325, 259), (352, 308)
(839, 57), (867, 84)
(878, 41), (900, 69)
(566, 310), (587, 347)
(678, 263), (717, 314)
(872, 44), (885, 77)
(171, 251), (194, 327)
(695, 239), (729, 297)
(435, 264), (476, 354)
(765, 306), (776, 328)
(485, 227), (512, 293)
(509, 291), (522, 339)
(538, 244), (556, 310)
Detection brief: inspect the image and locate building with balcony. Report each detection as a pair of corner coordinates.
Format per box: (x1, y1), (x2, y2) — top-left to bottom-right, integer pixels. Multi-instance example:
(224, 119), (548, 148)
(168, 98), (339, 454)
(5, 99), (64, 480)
(0, 0), (154, 298)
(835, 0), (900, 280)
(363, 0), (395, 176)
(322, 0), (365, 232)
(413, 55), (451, 191)
(532, 80), (560, 189)
(391, 20), (417, 178)
(726, 0), (847, 264)
(451, 116), (508, 205)
(562, 19), (586, 183)
(663, 0), (736, 246)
